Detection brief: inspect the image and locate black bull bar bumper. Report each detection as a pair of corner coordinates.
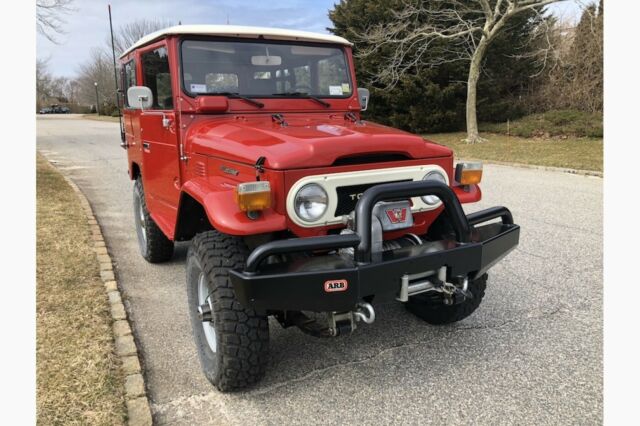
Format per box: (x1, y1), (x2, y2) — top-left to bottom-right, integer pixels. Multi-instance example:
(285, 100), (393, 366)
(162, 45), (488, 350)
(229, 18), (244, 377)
(229, 181), (520, 312)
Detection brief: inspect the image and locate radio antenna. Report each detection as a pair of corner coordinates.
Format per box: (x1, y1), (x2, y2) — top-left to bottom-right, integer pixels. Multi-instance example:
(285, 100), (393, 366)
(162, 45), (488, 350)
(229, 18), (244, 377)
(108, 4), (125, 144)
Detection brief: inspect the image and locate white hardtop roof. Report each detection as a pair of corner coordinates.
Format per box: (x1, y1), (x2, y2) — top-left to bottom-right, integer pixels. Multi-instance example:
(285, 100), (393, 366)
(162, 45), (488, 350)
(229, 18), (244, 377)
(120, 24), (352, 58)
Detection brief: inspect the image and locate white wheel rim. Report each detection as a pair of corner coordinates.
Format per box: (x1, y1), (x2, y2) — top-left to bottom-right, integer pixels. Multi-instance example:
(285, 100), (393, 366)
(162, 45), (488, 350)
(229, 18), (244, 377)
(138, 200), (147, 244)
(198, 273), (217, 352)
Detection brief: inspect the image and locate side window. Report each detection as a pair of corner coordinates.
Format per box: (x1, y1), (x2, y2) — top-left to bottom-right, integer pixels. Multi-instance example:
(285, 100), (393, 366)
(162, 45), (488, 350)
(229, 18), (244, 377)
(123, 60), (136, 108)
(141, 46), (173, 110)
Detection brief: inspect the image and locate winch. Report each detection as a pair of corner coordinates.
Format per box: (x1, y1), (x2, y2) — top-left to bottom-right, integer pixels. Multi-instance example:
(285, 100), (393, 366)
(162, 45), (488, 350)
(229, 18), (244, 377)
(338, 200), (473, 307)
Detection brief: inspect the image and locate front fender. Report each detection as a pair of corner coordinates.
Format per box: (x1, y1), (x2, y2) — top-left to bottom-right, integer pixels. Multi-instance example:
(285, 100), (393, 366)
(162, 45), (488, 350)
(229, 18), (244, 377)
(180, 178), (287, 236)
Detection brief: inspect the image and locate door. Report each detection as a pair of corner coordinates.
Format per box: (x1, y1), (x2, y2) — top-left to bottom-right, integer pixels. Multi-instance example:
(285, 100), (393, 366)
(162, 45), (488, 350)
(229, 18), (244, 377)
(122, 58), (140, 155)
(139, 45), (180, 237)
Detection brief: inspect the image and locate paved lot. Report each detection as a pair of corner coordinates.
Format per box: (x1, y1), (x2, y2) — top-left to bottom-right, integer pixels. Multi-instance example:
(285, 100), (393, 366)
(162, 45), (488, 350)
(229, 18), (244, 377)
(37, 115), (602, 425)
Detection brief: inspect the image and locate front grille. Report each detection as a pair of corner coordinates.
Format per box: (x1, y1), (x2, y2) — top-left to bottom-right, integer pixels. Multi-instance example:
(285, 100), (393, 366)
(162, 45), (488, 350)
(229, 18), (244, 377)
(334, 180), (410, 216)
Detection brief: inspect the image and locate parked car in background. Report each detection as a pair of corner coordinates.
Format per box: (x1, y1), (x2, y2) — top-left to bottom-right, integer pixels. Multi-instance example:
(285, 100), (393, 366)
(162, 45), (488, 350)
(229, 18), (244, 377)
(50, 105), (70, 114)
(39, 105), (71, 114)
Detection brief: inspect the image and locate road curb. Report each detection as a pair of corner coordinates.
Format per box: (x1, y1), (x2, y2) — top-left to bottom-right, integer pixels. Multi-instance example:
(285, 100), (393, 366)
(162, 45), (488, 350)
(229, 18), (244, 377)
(456, 157), (603, 177)
(58, 172), (153, 426)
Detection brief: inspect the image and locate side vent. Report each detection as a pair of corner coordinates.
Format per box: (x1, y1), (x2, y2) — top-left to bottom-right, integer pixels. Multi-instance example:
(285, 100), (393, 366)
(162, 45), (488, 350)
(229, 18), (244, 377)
(194, 161), (206, 177)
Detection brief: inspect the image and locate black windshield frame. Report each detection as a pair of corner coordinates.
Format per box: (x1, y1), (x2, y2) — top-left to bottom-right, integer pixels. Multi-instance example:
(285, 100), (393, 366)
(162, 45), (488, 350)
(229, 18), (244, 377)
(178, 36), (354, 100)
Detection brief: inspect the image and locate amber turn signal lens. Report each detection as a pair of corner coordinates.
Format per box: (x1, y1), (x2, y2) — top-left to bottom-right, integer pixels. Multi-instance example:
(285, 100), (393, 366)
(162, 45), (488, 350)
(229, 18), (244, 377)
(455, 162), (483, 185)
(235, 181), (271, 212)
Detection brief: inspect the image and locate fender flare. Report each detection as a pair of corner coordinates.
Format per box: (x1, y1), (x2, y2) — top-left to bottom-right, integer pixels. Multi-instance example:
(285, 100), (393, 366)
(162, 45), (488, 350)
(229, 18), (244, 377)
(178, 178), (287, 236)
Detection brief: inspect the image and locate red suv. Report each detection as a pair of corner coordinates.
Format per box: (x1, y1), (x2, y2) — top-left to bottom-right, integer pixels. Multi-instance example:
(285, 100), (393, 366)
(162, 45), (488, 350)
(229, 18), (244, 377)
(119, 25), (520, 391)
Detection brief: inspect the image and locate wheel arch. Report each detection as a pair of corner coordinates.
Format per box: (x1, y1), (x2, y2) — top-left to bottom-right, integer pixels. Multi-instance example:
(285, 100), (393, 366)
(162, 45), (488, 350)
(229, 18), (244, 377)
(174, 191), (214, 241)
(130, 161), (141, 180)
(175, 180), (287, 241)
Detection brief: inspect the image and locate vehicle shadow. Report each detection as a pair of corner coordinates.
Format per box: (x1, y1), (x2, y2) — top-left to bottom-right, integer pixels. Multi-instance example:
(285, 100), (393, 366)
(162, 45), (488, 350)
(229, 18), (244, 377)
(242, 298), (510, 396)
(164, 241), (512, 398)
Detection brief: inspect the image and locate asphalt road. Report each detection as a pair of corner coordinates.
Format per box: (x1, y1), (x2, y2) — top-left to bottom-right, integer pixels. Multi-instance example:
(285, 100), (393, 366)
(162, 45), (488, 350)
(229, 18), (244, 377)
(37, 115), (602, 425)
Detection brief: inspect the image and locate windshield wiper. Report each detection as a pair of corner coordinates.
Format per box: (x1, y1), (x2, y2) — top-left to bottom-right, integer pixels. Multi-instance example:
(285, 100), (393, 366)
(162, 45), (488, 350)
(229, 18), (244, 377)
(272, 92), (330, 108)
(212, 92), (264, 108)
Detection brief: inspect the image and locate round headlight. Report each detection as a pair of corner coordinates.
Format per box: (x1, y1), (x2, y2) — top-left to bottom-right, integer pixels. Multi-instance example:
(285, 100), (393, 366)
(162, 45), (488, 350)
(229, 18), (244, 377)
(421, 171), (447, 205)
(294, 184), (328, 222)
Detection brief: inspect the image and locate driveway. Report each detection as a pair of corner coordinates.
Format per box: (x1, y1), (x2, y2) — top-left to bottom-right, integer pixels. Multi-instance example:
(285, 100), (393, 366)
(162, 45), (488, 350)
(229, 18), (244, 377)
(37, 115), (602, 425)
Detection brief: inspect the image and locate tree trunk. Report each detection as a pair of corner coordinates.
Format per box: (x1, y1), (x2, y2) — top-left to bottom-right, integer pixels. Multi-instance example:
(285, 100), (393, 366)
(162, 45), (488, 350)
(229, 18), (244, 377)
(465, 38), (489, 144)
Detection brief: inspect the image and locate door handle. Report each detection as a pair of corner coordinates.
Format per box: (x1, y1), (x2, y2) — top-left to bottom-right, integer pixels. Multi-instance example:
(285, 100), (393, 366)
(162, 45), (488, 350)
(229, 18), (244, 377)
(142, 142), (150, 150)
(162, 113), (172, 129)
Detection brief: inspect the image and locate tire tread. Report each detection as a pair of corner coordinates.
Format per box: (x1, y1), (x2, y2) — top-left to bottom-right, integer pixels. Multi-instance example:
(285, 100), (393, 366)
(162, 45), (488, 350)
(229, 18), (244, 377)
(134, 178), (173, 263)
(188, 231), (269, 391)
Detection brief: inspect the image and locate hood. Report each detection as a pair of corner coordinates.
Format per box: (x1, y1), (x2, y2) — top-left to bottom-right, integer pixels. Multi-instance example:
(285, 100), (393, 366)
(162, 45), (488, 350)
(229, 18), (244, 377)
(188, 115), (452, 170)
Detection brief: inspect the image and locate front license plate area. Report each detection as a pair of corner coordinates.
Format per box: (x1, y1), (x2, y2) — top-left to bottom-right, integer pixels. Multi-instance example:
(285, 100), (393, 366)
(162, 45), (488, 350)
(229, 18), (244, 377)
(373, 200), (413, 231)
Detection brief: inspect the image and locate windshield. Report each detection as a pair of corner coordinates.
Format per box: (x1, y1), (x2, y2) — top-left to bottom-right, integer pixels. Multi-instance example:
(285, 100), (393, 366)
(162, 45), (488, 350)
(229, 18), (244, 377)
(181, 39), (352, 98)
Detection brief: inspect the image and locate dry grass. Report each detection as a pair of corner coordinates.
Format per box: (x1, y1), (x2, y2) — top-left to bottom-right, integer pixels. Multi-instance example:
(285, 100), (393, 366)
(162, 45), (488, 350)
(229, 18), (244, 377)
(82, 114), (121, 123)
(36, 154), (126, 425)
(424, 132), (603, 172)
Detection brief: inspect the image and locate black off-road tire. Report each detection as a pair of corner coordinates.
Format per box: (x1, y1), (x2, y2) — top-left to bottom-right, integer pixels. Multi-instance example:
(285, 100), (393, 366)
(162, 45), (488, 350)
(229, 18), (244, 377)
(133, 178), (174, 263)
(405, 274), (488, 325)
(186, 231), (269, 392)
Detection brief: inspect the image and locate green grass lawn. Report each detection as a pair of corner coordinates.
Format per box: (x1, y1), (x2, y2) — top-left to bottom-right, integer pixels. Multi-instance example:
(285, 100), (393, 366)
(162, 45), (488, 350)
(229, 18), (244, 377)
(424, 132), (603, 172)
(479, 109), (603, 138)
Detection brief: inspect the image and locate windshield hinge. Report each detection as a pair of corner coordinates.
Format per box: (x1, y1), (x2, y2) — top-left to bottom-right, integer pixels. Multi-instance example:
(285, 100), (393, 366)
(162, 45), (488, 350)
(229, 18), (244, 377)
(345, 111), (360, 124)
(255, 156), (266, 180)
(271, 113), (287, 127)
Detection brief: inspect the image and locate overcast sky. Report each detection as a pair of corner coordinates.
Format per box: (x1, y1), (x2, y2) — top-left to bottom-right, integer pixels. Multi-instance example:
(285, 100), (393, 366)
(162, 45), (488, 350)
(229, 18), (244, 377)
(36, 0), (584, 78)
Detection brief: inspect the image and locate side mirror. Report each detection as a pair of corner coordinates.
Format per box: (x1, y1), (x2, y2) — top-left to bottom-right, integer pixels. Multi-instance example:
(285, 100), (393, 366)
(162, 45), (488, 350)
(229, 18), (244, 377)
(127, 86), (153, 110)
(357, 87), (370, 111)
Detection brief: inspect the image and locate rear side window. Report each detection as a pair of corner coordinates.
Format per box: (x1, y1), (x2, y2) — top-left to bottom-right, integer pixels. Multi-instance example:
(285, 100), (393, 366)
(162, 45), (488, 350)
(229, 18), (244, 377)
(141, 47), (173, 110)
(123, 60), (136, 108)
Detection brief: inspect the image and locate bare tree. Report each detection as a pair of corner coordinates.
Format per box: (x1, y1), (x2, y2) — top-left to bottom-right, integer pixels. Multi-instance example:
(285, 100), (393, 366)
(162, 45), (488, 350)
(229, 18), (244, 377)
(36, 58), (53, 108)
(108, 19), (173, 56)
(36, 0), (74, 43)
(36, 59), (77, 109)
(75, 49), (116, 109)
(523, 1), (602, 113)
(358, 0), (566, 143)
(62, 79), (81, 105)
(71, 19), (172, 114)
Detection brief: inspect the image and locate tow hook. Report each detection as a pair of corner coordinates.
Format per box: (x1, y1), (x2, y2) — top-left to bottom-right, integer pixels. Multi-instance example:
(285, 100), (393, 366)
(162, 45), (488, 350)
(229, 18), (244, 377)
(442, 278), (471, 305)
(354, 302), (375, 324)
(329, 302), (375, 336)
(286, 304), (376, 338)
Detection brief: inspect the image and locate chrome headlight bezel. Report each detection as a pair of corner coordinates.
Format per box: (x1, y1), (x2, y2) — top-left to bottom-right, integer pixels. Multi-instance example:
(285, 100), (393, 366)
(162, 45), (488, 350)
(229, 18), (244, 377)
(293, 183), (329, 222)
(421, 170), (447, 205)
